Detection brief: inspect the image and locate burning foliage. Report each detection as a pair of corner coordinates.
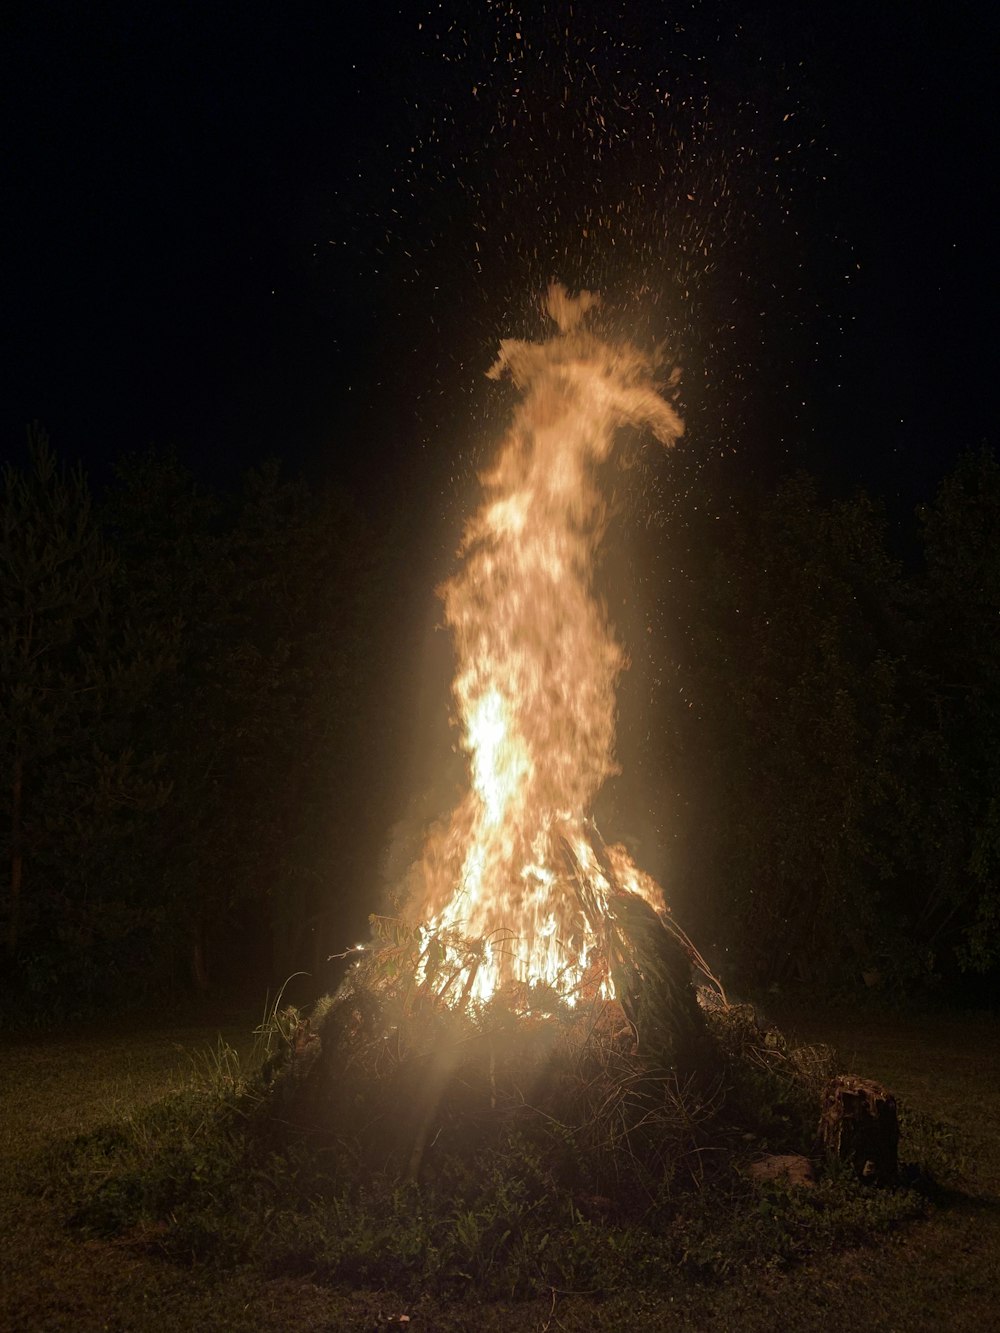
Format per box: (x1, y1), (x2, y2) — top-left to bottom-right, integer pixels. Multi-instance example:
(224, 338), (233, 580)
(259, 904), (721, 1193)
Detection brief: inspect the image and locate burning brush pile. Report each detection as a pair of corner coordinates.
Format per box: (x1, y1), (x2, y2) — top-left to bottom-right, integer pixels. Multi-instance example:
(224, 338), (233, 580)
(269, 284), (719, 1150)
(251, 286), (902, 1217)
(52, 288), (923, 1298)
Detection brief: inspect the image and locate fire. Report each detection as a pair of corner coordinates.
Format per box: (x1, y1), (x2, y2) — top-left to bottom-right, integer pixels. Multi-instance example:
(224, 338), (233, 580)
(408, 284), (684, 1004)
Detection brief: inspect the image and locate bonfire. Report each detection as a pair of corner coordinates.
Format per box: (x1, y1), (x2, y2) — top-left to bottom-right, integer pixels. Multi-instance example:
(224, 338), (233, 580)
(262, 286), (897, 1195)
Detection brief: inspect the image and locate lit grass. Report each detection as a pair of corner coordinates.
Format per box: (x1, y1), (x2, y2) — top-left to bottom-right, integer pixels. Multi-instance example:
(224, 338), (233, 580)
(1, 1003), (997, 1332)
(16, 993), (931, 1297)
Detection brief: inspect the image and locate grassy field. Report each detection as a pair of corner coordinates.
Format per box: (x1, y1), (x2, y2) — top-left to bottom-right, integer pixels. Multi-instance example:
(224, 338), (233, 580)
(1, 1002), (997, 1332)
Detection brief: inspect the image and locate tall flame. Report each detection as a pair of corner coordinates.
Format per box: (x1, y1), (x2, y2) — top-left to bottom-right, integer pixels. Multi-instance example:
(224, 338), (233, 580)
(409, 284), (683, 1003)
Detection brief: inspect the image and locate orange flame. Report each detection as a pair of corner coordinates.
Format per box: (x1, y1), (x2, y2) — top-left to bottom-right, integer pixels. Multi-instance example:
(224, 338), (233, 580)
(409, 285), (683, 1004)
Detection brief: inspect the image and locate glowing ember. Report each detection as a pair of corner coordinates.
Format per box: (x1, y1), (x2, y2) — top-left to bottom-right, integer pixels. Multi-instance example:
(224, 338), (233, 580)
(408, 284), (684, 1004)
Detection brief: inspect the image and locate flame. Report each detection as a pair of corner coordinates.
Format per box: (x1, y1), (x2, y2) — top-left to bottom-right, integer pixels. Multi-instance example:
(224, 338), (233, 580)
(409, 284), (683, 1004)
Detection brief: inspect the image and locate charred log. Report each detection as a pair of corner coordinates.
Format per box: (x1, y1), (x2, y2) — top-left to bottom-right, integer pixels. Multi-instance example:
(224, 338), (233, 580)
(818, 1074), (899, 1185)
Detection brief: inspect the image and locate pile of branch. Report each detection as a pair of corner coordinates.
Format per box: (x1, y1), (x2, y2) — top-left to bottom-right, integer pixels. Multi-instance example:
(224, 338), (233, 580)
(250, 838), (897, 1195)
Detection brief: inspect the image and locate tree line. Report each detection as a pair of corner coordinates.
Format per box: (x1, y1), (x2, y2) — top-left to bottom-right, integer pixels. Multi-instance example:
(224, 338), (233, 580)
(1, 428), (409, 1021)
(2, 429), (998, 1020)
(627, 450), (1000, 1000)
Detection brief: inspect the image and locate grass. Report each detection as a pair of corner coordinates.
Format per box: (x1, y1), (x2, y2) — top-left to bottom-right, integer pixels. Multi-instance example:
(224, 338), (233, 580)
(1, 1001), (997, 1331)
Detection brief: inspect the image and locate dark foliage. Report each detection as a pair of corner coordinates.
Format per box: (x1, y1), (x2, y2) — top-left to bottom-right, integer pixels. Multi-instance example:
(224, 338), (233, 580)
(1, 435), (400, 1022)
(2, 429), (999, 1020)
(633, 452), (1000, 997)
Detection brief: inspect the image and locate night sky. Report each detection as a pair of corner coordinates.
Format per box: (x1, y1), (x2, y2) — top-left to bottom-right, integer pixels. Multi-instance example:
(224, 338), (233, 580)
(3, 1), (996, 522)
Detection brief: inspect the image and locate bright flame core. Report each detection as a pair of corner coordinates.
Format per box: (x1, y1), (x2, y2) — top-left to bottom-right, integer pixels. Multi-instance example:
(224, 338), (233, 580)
(409, 285), (684, 1004)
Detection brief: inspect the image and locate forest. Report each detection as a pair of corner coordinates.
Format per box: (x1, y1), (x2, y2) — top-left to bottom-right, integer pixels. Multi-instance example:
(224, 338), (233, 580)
(3, 428), (999, 1023)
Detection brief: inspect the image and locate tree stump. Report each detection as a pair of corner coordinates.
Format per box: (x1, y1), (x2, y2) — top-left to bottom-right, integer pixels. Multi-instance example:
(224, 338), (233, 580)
(819, 1074), (899, 1185)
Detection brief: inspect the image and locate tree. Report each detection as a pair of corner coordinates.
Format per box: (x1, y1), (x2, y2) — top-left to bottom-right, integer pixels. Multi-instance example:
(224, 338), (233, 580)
(103, 451), (385, 997)
(654, 475), (911, 990)
(916, 446), (1000, 975)
(1, 428), (171, 1002)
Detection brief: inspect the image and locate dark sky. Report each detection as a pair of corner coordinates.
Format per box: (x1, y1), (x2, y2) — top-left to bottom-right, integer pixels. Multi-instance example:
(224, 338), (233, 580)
(3, 0), (996, 519)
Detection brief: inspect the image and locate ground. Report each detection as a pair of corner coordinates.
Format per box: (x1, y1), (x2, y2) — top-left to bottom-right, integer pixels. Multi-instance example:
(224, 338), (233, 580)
(1, 1002), (997, 1332)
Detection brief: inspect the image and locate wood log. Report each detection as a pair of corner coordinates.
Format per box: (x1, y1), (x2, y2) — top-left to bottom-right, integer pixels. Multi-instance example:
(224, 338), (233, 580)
(818, 1074), (899, 1185)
